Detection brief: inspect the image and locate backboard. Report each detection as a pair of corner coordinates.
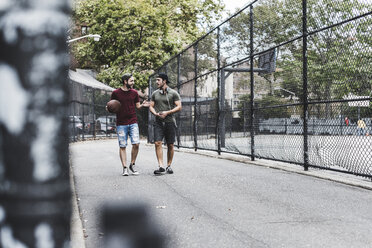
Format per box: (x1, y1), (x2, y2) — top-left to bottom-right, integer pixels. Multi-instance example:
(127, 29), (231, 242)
(258, 48), (277, 75)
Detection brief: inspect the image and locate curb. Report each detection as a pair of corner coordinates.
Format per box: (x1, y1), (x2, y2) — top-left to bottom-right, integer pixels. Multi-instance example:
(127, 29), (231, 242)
(70, 164), (86, 248)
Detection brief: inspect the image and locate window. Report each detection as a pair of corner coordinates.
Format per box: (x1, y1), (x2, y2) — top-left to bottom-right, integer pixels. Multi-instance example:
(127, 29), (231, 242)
(81, 26), (89, 35)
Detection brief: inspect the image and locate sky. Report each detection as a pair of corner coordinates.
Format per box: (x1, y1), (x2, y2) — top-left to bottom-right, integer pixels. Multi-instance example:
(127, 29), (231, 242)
(223, 0), (251, 16)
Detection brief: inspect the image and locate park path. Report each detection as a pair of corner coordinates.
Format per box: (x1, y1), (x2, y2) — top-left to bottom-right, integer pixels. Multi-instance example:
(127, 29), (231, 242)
(70, 139), (372, 248)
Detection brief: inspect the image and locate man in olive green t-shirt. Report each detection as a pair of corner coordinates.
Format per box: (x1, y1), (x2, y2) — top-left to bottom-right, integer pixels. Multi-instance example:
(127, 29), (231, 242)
(149, 73), (182, 175)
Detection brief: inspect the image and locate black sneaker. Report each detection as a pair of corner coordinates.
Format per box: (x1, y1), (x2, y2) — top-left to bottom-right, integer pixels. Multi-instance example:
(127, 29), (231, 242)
(122, 167), (129, 176)
(154, 167), (165, 175)
(166, 166), (173, 174)
(129, 163), (139, 175)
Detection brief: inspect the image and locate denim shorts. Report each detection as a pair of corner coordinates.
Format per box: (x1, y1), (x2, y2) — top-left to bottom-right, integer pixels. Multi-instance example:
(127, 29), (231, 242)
(116, 123), (140, 148)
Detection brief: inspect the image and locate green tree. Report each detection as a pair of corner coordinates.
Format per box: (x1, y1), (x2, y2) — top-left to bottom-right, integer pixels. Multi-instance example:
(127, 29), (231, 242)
(305, 0), (372, 117)
(238, 94), (290, 120)
(221, 0), (371, 118)
(72, 0), (223, 90)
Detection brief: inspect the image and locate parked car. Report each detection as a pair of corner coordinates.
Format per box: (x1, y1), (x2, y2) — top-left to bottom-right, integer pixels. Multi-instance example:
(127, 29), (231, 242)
(69, 116), (83, 134)
(96, 116), (117, 134)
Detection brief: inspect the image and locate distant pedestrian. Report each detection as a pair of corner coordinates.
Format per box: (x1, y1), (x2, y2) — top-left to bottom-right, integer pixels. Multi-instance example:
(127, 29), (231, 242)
(149, 73), (182, 175)
(344, 116), (349, 126)
(357, 119), (366, 136)
(110, 73), (149, 176)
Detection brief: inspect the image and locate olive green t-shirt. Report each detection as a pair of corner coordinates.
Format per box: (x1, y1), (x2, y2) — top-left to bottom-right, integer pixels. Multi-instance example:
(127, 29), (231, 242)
(151, 88), (181, 123)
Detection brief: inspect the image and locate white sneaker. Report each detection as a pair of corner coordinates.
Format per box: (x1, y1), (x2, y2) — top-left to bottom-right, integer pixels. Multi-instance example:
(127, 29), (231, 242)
(129, 163), (139, 175)
(122, 167), (129, 176)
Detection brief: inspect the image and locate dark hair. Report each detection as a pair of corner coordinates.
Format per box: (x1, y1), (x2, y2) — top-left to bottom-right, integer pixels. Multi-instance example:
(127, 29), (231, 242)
(121, 73), (132, 84)
(156, 73), (169, 84)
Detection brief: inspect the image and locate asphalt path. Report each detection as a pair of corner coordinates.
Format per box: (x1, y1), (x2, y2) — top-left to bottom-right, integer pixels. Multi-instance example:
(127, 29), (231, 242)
(70, 139), (372, 248)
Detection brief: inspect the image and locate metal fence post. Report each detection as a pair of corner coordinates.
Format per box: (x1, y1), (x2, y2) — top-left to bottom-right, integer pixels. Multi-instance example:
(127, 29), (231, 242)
(148, 77), (154, 143)
(250, 5), (255, 161)
(73, 101), (77, 142)
(220, 68), (226, 148)
(243, 102), (246, 136)
(340, 105), (343, 135)
(303, 0), (309, 171)
(217, 27), (222, 155)
(194, 43), (198, 151)
(0, 1), (71, 247)
(92, 88), (96, 139)
(82, 101), (86, 140)
(177, 55), (181, 148)
(105, 91), (109, 137)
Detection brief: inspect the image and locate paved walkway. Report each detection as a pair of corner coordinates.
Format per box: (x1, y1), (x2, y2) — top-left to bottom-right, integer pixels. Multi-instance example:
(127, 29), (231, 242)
(70, 139), (372, 248)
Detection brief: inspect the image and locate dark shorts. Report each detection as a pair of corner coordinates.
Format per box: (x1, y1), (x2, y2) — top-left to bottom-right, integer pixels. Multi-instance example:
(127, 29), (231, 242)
(153, 121), (176, 144)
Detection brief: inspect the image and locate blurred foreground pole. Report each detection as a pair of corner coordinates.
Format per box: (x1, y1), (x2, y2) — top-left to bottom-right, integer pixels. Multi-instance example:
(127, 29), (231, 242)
(0, 1), (71, 247)
(102, 203), (165, 248)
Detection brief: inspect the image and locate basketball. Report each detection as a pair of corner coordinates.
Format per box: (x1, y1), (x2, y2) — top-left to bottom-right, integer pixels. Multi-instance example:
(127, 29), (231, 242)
(106, 100), (121, 113)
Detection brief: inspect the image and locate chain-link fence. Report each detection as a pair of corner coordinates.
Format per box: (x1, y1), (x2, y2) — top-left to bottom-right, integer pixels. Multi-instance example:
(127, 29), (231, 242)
(149, 0), (372, 179)
(69, 70), (149, 142)
(68, 72), (115, 142)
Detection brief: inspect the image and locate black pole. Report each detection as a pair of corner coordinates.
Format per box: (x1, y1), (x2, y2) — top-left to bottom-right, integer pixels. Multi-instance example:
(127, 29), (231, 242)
(0, 1), (71, 247)
(250, 5), (255, 161)
(105, 91), (109, 137)
(92, 89), (96, 139)
(221, 68), (226, 148)
(340, 105), (343, 135)
(206, 109), (209, 139)
(217, 27), (222, 155)
(73, 101), (77, 142)
(303, 0), (309, 171)
(82, 101), (85, 140)
(177, 55), (181, 148)
(230, 99), (233, 137)
(147, 77), (153, 143)
(243, 102), (246, 136)
(194, 43), (198, 151)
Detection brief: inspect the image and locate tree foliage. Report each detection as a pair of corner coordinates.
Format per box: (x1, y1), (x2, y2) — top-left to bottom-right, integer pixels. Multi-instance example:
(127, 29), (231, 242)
(222, 0), (371, 118)
(238, 94), (290, 120)
(72, 0), (224, 90)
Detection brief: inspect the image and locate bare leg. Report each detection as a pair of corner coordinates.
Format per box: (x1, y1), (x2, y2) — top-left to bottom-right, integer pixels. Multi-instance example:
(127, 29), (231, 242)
(131, 143), (139, 164)
(167, 143), (174, 166)
(119, 147), (127, 168)
(155, 141), (164, 167)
